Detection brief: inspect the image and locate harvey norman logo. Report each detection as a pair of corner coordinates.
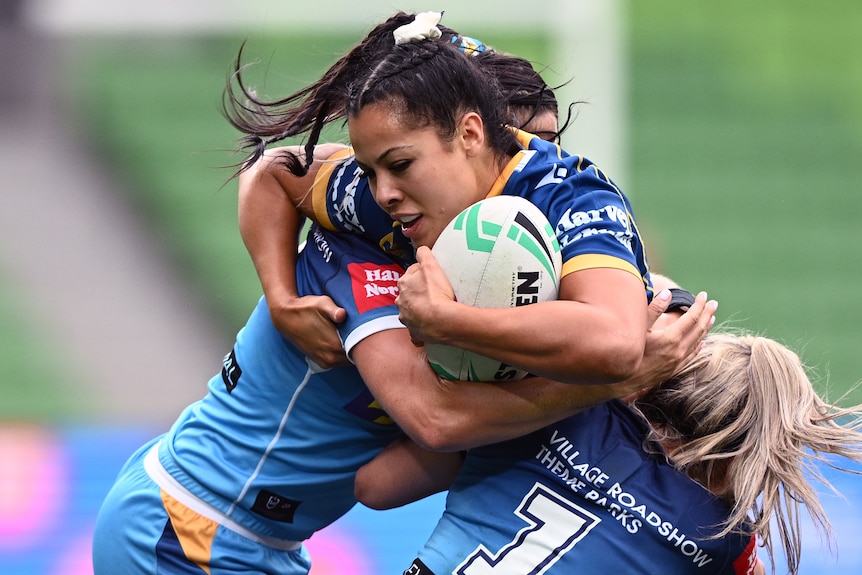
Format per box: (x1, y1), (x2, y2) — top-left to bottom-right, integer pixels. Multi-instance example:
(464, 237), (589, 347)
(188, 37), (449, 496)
(348, 262), (403, 313)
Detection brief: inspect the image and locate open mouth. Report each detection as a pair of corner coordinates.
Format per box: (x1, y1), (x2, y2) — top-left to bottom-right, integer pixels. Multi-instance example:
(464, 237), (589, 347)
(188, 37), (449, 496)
(398, 214), (421, 231)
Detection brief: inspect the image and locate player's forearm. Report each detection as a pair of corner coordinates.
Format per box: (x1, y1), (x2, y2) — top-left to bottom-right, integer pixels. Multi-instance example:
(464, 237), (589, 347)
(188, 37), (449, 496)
(238, 144), (346, 300)
(399, 265), (648, 384)
(425, 299), (646, 385)
(238, 165), (303, 301)
(408, 373), (640, 451)
(355, 330), (634, 451)
(354, 437), (462, 509)
(448, 375), (644, 441)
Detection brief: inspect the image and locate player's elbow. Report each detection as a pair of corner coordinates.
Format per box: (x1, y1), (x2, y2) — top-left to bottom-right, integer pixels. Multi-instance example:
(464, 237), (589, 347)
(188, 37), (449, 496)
(354, 469), (393, 510)
(600, 336), (644, 381)
(400, 411), (469, 452)
(355, 493), (392, 511)
(406, 427), (463, 452)
(390, 383), (475, 451)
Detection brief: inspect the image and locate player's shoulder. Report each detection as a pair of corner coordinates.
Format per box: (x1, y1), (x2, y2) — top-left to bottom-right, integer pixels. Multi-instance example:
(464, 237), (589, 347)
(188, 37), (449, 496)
(315, 145), (356, 188)
(312, 151), (388, 235)
(513, 133), (616, 189)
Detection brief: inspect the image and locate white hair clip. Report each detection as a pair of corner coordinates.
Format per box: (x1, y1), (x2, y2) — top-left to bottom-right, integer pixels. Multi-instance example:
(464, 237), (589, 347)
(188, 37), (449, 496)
(393, 11), (443, 45)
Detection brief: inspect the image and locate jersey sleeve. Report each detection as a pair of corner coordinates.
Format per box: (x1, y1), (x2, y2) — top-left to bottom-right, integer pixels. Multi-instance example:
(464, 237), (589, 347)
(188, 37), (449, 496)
(309, 150), (416, 266)
(552, 181), (646, 282)
(496, 136), (653, 298)
(296, 224), (406, 359)
(310, 147), (356, 231)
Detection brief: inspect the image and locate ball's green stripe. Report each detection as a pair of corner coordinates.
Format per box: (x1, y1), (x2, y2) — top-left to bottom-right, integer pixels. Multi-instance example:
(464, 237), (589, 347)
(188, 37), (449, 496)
(546, 222), (561, 256)
(481, 221), (502, 238)
(511, 227), (559, 288)
(463, 203), (497, 253)
(514, 211), (554, 263)
(452, 208), (468, 231)
(430, 361), (458, 380)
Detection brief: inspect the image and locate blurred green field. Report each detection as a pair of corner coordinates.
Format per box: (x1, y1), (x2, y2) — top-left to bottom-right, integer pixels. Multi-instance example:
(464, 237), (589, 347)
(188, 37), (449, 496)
(629, 0), (862, 405)
(0, 272), (87, 421)
(64, 31), (551, 330)
(3, 0), (860, 419)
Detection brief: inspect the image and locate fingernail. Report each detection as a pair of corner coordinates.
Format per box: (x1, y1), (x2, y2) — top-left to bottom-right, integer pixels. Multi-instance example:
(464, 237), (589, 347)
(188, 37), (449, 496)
(657, 289), (671, 301)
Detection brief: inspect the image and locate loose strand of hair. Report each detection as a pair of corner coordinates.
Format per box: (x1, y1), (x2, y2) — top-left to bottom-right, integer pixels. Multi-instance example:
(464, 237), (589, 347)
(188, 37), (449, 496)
(634, 333), (862, 575)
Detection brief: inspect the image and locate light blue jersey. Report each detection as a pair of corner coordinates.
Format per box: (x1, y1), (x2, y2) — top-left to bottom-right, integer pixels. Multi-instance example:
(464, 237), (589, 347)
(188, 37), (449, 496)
(93, 225), (406, 574)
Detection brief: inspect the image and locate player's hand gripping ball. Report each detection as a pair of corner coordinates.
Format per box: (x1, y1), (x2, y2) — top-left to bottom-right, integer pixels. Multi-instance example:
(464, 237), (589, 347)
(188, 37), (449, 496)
(425, 195), (562, 381)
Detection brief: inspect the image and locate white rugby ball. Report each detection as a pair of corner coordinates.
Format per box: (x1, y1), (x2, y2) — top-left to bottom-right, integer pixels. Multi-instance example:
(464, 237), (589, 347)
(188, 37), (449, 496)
(425, 195), (562, 381)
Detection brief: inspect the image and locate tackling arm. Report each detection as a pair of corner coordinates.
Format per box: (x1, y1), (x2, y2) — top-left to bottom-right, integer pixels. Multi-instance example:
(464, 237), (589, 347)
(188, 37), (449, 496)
(238, 143), (350, 367)
(354, 437), (463, 510)
(352, 289), (715, 452)
(397, 248), (650, 384)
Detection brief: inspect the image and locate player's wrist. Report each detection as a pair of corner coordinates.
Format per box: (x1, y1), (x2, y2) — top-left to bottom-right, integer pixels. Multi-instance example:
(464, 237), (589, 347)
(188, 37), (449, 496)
(665, 288), (696, 314)
(264, 284), (301, 311)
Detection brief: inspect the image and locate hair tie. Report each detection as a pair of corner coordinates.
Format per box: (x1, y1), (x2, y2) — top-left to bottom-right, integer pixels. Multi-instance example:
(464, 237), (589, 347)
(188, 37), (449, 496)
(451, 35), (488, 56)
(393, 11), (443, 45)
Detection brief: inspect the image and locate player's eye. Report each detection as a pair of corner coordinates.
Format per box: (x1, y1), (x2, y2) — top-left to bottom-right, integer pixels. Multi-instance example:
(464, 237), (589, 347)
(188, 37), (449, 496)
(389, 160), (411, 174)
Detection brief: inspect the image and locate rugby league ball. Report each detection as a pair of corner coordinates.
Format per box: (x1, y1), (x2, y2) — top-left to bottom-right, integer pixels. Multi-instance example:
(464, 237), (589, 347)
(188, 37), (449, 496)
(425, 195), (562, 381)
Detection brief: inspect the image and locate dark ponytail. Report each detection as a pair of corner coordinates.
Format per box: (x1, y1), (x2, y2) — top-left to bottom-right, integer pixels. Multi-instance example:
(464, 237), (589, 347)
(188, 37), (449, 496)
(222, 12), (462, 176)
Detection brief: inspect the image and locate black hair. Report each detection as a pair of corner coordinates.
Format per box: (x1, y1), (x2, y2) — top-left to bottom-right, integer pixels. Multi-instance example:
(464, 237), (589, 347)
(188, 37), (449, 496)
(473, 51), (573, 143)
(223, 12), (459, 175)
(222, 11), (560, 176)
(346, 39), (517, 157)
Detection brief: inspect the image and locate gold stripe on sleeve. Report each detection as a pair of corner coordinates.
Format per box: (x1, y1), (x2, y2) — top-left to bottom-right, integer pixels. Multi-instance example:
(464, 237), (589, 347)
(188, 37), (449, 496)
(561, 254), (643, 282)
(311, 147), (355, 231)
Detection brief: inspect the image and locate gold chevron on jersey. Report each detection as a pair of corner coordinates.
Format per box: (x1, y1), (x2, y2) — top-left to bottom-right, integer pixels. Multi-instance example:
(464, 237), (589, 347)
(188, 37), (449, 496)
(312, 146), (355, 231)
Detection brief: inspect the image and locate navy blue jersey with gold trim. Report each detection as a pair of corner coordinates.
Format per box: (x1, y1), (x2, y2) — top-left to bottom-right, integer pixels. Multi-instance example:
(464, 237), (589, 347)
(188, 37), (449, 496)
(409, 400), (757, 575)
(310, 133), (653, 299)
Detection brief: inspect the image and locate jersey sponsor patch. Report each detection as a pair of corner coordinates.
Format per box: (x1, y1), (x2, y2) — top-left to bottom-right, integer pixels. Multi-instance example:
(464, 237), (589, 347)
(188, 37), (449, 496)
(251, 489), (301, 523)
(348, 262), (402, 314)
(733, 535), (759, 575)
(555, 203), (635, 255)
(221, 348), (241, 393)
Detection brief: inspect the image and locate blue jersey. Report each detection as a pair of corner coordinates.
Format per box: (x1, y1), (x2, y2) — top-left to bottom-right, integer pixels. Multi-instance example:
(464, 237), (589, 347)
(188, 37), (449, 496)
(311, 147), (416, 267)
(407, 400), (757, 575)
(93, 226), (410, 573)
(155, 225), (405, 541)
(311, 133), (652, 298)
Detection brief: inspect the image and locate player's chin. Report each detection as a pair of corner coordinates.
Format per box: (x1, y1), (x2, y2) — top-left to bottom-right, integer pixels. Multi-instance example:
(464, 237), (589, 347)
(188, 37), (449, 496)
(403, 220), (432, 248)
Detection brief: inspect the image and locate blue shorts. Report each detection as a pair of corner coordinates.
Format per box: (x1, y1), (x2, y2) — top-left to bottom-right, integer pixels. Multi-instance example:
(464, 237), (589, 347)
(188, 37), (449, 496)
(92, 437), (313, 575)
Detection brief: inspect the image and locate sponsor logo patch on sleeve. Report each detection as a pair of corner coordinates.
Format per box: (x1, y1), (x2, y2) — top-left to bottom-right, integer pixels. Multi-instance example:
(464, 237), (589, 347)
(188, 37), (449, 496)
(348, 262), (402, 314)
(733, 535), (759, 575)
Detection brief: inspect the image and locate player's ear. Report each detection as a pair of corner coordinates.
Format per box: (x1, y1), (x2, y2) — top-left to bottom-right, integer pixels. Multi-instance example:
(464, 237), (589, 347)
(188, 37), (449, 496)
(459, 112), (485, 156)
